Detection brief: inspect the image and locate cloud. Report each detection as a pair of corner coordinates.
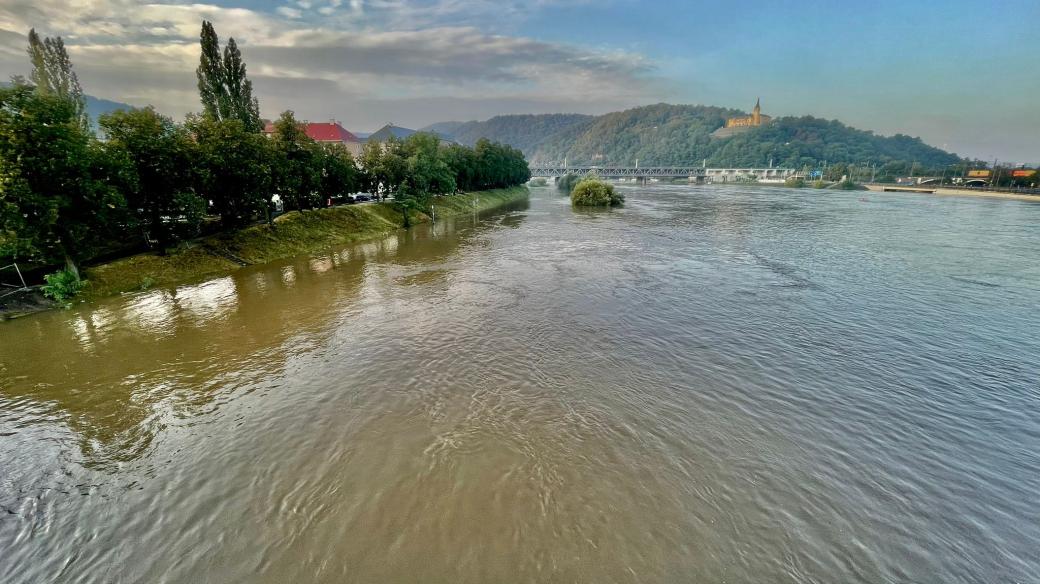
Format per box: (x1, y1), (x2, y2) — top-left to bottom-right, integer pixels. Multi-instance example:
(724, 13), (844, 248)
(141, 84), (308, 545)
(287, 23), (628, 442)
(276, 6), (303, 19)
(0, 0), (665, 129)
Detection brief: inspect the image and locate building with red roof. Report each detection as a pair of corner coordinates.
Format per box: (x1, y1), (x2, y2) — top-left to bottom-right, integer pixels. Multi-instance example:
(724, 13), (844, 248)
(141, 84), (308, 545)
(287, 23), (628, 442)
(262, 119), (364, 158)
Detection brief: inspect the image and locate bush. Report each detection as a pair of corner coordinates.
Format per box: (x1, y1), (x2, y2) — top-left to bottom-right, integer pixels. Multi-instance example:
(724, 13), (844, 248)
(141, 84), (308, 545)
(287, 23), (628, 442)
(811, 179), (828, 189)
(784, 177), (806, 188)
(558, 173), (581, 193)
(571, 178), (624, 207)
(41, 268), (84, 303)
(528, 177), (548, 187)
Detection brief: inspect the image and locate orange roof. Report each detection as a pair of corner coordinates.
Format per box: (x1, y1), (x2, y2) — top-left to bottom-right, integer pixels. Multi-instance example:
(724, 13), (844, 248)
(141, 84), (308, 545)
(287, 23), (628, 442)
(262, 120), (360, 144)
(305, 122), (360, 143)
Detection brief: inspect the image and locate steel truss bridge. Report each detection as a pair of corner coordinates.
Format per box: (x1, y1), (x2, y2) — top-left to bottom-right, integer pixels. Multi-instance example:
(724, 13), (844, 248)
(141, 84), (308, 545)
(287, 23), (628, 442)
(529, 166), (797, 181)
(529, 166), (705, 178)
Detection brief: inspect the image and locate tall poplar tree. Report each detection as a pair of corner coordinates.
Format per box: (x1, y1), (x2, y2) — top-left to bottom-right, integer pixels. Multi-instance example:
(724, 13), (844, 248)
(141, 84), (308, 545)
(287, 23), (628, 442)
(195, 21), (262, 132)
(26, 29), (87, 128)
(223, 38), (262, 132)
(196, 20), (227, 121)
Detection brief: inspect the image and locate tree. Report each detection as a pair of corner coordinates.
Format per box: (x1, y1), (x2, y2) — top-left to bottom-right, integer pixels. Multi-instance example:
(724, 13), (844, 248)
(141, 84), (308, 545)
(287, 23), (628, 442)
(196, 20), (226, 121)
(321, 143), (361, 200)
(401, 133), (455, 200)
(99, 107), (202, 248)
(571, 177), (623, 207)
(361, 138), (407, 200)
(270, 110), (322, 210)
(223, 37), (263, 132)
(196, 21), (262, 132)
(187, 115), (272, 226)
(0, 85), (123, 275)
(26, 29), (87, 128)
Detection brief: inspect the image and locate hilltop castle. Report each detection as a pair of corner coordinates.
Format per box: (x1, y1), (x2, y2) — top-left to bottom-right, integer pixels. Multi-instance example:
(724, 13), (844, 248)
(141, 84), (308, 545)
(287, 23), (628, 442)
(711, 98), (772, 138)
(725, 98), (771, 128)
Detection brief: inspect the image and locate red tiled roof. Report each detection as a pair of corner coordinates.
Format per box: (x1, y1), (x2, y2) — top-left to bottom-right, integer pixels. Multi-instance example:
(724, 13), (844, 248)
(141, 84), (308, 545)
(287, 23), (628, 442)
(262, 121), (360, 144)
(305, 122), (360, 143)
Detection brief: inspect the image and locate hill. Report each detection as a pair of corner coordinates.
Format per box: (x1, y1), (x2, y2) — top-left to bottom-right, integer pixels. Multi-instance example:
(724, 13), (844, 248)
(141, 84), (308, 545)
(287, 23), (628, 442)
(84, 94), (133, 123)
(421, 113), (592, 153)
(426, 104), (961, 169)
(1, 82), (133, 129)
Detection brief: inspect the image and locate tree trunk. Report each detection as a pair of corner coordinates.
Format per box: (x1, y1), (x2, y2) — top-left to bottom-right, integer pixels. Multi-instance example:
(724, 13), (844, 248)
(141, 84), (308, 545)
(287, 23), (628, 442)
(64, 254), (80, 280)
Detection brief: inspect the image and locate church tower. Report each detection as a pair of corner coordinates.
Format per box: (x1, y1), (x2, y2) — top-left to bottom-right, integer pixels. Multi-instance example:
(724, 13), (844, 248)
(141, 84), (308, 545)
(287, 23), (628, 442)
(752, 97), (761, 126)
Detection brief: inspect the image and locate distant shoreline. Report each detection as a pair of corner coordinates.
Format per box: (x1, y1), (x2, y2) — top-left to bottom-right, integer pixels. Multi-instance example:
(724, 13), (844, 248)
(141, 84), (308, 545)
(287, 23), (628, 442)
(864, 184), (1040, 202)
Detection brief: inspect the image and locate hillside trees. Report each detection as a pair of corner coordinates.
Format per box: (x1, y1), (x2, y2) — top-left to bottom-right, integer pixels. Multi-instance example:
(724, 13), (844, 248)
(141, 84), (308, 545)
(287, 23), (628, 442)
(437, 105), (963, 173)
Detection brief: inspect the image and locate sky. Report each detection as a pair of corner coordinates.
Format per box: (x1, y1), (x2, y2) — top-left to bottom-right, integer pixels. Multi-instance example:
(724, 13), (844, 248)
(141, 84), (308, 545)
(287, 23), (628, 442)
(0, 0), (1037, 162)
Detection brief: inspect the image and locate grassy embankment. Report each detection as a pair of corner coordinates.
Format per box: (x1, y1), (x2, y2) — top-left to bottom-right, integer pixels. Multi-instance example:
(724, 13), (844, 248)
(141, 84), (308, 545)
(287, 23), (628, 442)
(83, 187), (528, 299)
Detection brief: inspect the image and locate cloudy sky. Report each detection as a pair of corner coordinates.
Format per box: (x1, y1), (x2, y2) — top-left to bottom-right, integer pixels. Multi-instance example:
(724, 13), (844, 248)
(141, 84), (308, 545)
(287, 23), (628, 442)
(1, 0), (1037, 162)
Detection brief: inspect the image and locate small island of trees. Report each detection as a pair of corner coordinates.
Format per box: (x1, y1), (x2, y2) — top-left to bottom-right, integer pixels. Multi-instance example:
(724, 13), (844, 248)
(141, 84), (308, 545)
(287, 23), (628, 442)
(570, 177), (624, 207)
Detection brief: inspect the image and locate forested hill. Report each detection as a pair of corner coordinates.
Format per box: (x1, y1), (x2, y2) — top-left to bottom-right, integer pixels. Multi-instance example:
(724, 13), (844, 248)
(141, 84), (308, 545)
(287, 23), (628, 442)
(422, 113), (592, 154)
(0, 83), (133, 127)
(425, 104), (961, 168)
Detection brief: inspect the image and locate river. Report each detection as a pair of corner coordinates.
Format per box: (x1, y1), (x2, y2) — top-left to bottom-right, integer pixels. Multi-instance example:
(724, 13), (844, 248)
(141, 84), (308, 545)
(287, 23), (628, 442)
(2, 185), (1039, 583)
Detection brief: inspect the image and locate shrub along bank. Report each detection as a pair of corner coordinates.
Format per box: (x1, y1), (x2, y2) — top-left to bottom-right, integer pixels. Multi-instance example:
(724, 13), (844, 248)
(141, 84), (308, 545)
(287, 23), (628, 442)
(83, 187), (528, 299)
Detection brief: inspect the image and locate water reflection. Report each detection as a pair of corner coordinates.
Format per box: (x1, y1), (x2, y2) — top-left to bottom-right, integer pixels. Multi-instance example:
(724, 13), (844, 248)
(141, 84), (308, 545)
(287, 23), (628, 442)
(0, 203), (525, 472)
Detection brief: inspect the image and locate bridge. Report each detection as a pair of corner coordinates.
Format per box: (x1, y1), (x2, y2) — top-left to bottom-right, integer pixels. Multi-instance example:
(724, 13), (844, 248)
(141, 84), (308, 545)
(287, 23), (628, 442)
(528, 165), (705, 179)
(529, 166), (796, 182)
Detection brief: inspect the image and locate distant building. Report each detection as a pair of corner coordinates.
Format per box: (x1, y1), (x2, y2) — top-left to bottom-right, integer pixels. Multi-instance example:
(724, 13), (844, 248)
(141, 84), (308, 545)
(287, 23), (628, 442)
(711, 98), (773, 138)
(725, 98), (771, 128)
(262, 119), (364, 158)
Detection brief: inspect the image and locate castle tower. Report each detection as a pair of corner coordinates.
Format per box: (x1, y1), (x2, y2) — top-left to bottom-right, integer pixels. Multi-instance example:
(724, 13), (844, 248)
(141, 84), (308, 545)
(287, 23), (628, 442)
(752, 97), (761, 126)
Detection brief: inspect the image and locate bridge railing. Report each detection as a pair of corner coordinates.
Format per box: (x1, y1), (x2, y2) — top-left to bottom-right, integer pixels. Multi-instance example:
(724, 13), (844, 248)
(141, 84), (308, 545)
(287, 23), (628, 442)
(528, 167), (707, 178)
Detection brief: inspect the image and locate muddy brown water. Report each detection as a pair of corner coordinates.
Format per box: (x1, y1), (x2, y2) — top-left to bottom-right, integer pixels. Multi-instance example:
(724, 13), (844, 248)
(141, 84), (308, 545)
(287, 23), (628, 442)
(2, 185), (1039, 583)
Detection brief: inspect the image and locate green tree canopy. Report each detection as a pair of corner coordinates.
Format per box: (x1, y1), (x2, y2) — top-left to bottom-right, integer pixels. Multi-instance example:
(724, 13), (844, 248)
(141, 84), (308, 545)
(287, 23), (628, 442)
(196, 20), (262, 132)
(26, 29), (86, 128)
(0, 85), (123, 273)
(99, 107), (203, 247)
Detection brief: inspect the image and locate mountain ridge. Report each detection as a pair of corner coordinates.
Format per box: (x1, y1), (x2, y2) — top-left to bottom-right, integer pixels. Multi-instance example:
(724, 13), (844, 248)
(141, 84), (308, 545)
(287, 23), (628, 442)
(424, 103), (961, 169)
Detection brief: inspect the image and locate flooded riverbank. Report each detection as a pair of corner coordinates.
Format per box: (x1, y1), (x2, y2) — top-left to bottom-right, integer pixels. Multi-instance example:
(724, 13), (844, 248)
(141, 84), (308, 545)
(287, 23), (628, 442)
(2, 185), (1038, 583)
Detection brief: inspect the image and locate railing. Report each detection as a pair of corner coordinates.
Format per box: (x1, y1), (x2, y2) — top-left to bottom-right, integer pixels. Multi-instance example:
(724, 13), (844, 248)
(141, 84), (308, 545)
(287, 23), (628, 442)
(528, 166), (706, 178)
(0, 263), (28, 299)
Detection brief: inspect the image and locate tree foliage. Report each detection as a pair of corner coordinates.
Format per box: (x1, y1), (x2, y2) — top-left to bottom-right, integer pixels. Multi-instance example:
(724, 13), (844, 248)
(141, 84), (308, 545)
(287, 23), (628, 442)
(0, 85), (122, 274)
(1, 25), (532, 275)
(570, 177), (624, 207)
(99, 107), (201, 247)
(187, 115), (273, 226)
(195, 21), (262, 132)
(270, 110), (322, 211)
(557, 173), (581, 193)
(26, 29), (86, 128)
